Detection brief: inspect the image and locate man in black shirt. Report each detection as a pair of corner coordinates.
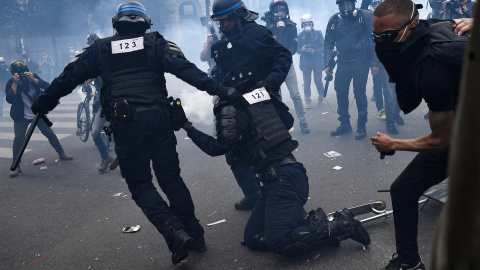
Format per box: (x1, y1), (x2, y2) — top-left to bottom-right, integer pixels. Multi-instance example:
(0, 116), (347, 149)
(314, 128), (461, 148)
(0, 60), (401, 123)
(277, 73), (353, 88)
(370, 0), (469, 269)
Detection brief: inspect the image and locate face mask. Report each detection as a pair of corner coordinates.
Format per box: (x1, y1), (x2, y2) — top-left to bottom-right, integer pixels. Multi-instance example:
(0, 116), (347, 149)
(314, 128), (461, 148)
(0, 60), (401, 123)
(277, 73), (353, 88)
(276, 20), (285, 30)
(304, 26), (312, 32)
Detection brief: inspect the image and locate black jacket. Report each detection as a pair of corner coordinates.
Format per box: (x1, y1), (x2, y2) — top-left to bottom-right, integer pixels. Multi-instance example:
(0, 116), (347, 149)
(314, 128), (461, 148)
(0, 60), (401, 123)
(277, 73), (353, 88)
(297, 29), (325, 72)
(5, 73), (49, 121)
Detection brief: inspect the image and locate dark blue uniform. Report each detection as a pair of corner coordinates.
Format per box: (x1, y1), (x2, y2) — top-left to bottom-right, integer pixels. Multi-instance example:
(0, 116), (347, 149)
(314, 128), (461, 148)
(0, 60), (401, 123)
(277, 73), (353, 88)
(184, 104), (327, 255)
(37, 32), (226, 241)
(324, 9), (374, 127)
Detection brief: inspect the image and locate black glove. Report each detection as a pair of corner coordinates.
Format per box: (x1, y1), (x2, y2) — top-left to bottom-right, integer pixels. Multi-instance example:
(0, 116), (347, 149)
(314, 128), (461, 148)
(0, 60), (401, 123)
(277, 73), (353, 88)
(217, 85), (241, 102)
(31, 98), (51, 115)
(169, 98), (192, 131)
(253, 80), (274, 93)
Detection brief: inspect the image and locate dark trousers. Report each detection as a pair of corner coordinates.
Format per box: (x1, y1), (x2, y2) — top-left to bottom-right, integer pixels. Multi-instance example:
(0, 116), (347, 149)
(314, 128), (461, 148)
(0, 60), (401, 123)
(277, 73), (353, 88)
(391, 151), (448, 263)
(225, 151), (260, 197)
(334, 60), (369, 125)
(302, 67), (325, 103)
(13, 118), (63, 163)
(243, 163), (313, 254)
(114, 107), (201, 232)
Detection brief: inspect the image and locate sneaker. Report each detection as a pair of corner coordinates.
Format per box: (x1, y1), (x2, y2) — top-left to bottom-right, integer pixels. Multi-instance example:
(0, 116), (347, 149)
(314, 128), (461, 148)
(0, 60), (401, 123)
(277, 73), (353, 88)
(387, 125), (399, 135)
(318, 96), (324, 105)
(98, 156), (114, 172)
(395, 114), (404, 125)
(9, 166), (22, 178)
(378, 109), (386, 121)
(381, 254), (426, 270)
(305, 102), (312, 109)
(59, 152), (73, 161)
(331, 123), (353, 137)
(300, 123), (311, 134)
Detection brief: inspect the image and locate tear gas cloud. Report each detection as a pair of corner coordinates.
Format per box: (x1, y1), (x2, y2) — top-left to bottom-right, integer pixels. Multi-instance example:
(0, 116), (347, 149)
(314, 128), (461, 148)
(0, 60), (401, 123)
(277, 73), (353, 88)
(0, 0), (429, 125)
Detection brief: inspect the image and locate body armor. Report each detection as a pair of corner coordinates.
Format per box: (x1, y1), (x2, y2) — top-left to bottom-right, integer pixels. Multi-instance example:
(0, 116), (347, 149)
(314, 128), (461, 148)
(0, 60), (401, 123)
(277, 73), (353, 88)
(214, 90), (298, 174)
(96, 32), (167, 117)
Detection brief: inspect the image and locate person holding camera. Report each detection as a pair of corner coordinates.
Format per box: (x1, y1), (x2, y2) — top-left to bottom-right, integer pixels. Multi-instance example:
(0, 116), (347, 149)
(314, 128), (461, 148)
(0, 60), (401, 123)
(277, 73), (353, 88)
(5, 60), (73, 178)
(297, 14), (325, 108)
(443, 0), (475, 19)
(265, 0), (311, 134)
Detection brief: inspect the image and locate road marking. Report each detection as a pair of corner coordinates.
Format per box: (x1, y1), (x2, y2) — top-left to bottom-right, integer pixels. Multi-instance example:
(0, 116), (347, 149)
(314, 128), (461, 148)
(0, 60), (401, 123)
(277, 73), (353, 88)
(0, 133), (72, 141)
(0, 147), (32, 159)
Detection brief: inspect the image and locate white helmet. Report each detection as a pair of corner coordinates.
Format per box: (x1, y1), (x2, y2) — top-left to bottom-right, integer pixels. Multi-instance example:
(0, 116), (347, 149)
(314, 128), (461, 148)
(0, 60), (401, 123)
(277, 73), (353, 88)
(301, 14), (314, 28)
(0, 57), (4, 63)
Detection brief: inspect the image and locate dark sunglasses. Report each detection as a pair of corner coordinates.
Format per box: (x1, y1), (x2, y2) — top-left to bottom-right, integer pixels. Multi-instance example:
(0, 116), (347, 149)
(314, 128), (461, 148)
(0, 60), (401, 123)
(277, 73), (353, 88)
(372, 9), (418, 43)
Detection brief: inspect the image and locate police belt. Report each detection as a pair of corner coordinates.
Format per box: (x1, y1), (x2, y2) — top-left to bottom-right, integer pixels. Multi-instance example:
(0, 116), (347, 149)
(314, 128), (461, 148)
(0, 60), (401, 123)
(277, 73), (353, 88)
(257, 154), (297, 183)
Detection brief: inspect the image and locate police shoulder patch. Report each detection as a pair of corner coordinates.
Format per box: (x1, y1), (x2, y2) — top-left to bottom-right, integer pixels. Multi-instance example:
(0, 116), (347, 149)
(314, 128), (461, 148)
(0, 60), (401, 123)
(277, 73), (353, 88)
(166, 41), (186, 59)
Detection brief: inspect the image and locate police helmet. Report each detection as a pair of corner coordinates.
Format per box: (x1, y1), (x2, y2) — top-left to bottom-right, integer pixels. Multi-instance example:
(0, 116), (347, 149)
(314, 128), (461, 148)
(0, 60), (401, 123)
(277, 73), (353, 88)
(337, 0), (356, 16)
(269, 0), (289, 15)
(211, 0), (258, 22)
(112, 1), (152, 32)
(336, 0), (356, 4)
(10, 60), (29, 75)
(86, 33), (100, 45)
(301, 14), (314, 28)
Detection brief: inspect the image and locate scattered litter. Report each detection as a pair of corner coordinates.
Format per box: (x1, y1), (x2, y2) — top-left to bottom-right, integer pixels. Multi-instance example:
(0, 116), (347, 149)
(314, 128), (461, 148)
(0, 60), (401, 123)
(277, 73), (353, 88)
(324, 151), (342, 158)
(207, 219), (226, 226)
(113, 192), (123, 197)
(55, 159), (58, 163)
(40, 166), (47, 170)
(30, 256), (47, 265)
(363, 245), (366, 250)
(122, 225), (141, 233)
(122, 195), (128, 197)
(184, 138), (191, 140)
(322, 112), (329, 115)
(33, 158), (45, 165)
(208, 211), (216, 217)
(333, 166), (343, 170)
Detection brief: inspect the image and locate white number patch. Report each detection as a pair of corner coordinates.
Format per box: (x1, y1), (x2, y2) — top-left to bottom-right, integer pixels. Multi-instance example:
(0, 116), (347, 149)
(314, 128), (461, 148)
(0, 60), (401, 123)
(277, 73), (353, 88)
(243, 87), (271, 105)
(111, 37), (144, 54)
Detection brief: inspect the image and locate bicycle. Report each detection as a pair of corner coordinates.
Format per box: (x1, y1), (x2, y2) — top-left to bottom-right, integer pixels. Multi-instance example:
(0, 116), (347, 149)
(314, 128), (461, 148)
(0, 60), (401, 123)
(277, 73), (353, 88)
(76, 83), (111, 150)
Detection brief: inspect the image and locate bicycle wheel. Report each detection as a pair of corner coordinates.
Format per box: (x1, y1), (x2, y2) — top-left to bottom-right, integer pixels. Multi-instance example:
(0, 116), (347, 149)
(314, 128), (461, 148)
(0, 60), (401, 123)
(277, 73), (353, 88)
(76, 102), (90, 142)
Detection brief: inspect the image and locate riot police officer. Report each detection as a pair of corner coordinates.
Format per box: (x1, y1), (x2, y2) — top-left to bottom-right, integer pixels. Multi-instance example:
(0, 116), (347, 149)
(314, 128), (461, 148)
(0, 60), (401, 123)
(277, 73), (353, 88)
(265, 0), (310, 134)
(31, 1), (235, 265)
(170, 0), (370, 257)
(324, 0), (375, 140)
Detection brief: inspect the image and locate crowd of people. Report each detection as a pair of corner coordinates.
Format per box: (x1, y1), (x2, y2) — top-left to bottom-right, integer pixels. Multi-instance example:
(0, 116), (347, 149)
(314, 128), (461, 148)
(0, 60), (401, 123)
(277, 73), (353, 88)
(2, 0), (475, 269)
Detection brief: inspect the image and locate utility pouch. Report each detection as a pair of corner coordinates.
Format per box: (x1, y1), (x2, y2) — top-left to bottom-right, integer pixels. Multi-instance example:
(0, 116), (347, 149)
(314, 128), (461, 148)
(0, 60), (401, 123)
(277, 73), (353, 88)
(114, 100), (134, 122)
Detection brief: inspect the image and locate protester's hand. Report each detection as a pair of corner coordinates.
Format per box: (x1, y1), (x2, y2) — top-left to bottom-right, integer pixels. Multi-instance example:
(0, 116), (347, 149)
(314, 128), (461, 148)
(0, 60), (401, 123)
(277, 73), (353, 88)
(453, 18), (474, 37)
(31, 98), (50, 115)
(371, 132), (395, 153)
(169, 98), (191, 131)
(371, 66), (380, 76)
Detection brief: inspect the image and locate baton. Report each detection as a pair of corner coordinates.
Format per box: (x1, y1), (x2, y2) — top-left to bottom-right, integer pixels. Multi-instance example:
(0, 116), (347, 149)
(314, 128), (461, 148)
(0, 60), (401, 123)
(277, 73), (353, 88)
(10, 113), (53, 171)
(323, 74), (333, 98)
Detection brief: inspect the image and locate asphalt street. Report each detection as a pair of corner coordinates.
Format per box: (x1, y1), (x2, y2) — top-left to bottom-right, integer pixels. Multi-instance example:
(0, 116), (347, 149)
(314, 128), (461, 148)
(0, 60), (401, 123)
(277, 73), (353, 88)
(0, 78), (444, 270)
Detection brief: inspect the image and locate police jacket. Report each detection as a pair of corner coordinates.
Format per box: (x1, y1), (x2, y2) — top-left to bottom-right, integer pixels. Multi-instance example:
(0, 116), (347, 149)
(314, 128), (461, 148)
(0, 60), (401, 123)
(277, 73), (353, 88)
(36, 31), (225, 113)
(5, 73), (49, 121)
(297, 29), (325, 72)
(324, 9), (374, 67)
(211, 21), (292, 93)
(269, 19), (298, 56)
(185, 91), (297, 174)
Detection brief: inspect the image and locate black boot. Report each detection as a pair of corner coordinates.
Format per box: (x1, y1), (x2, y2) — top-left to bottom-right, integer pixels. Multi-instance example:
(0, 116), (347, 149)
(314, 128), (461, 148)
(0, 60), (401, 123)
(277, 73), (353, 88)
(328, 209), (370, 245)
(185, 222), (207, 252)
(159, 221), (193, 265)
(330, 122), (353, 137)
(305, 207), (328, 225)
(354, 125), (367, 140)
